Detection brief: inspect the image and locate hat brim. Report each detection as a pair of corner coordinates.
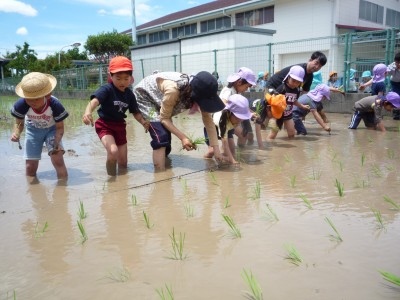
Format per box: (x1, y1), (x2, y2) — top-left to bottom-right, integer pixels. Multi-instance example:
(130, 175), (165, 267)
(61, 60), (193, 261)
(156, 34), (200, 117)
(15, 74), (57, 99)
(232, 111), (253, 120)
(227, 74), (240, 83)
(109, 67), (133, 73)
(194, 93), (225, 113)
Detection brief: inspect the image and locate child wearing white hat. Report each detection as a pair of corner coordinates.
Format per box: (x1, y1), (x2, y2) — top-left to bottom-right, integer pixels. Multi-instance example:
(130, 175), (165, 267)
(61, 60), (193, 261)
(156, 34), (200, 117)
(204, 94), (255, 165)
(11, 72), (69, 179)
(293, 84), (331, 135)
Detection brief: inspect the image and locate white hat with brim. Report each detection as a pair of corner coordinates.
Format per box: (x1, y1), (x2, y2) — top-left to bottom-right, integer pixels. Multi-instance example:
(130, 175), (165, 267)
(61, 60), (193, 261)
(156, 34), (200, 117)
(15, 72), (57, 99)
(307, 84), (331, 102)
(225, 94), (252, 120)
(283, 65), (305, 83)
(384, 92), (400, 108)
(227, 67), (257, 86)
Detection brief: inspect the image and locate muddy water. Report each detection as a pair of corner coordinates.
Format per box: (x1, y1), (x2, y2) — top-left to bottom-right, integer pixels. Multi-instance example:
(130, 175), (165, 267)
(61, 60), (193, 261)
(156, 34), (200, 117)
(1, 110), (400, 299)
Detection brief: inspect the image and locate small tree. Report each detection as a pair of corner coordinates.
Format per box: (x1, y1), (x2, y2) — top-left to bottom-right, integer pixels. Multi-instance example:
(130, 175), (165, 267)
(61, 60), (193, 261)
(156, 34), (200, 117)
(6, 42), (38, 76)
(85, 30), (133, 64)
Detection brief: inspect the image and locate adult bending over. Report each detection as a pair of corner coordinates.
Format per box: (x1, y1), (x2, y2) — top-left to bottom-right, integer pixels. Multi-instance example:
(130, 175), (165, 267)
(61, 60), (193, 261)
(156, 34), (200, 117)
(133, 71), (225, 171)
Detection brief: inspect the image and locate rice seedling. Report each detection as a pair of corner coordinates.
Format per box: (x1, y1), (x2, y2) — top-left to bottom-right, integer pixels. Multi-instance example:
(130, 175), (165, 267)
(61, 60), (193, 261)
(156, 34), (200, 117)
(222, 214), (241, 238)
(180, 178), (188, 194)
(308, 168), (321, 180)
(250, 181), (261, 200)
(131, 194), (138, 206)
(77, 200), (87, 220)
(299, 194), (313, 210)
(241, 268), (263, 300)
(383, 195), (400, 210)
(143, 211), (154, 229)
(283, 244), (303, 266)
(167, 228), (187, 260)
(186, 134), (207, 150)
(156, 283), (174, 300)
(387, 148), (395, 159)
(77, 220), (88, 244)
(224, 196), (231, 208)
(330, 152), (338, 162)
(361, 152), (366, 166)
(325, 217), (343, 242)
(371, 208), (385, 230)
(334, 178), (344, 197)
(104, 266), (131, 282)
(289, 175), (296, 188)
(208, 171), (219, 186)
(34, 221), (49, 238)
(338, 160), (344, 172)
(183, 201), (194, 218)
(379, 270), (400, 287)
(371, 164), (383, 177)
(6, 290), (16, 300)
(264, 203), (279, 222)
(354, 178), (369, 188)
(284, 154), (292, 163)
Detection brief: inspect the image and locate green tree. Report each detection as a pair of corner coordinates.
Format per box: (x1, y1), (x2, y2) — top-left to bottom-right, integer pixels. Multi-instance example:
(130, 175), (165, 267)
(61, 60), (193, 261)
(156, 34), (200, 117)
(6, 42), (38, 76)
(85, 30), (133, 64)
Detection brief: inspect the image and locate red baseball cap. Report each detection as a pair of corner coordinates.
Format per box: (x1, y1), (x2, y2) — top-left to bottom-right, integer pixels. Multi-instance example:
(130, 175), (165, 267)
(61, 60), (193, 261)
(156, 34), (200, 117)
(109, 56), (133, 73)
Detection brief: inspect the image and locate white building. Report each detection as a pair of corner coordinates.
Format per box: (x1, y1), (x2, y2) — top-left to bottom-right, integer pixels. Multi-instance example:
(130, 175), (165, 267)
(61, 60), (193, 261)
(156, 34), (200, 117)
(125, 0), (400, 82)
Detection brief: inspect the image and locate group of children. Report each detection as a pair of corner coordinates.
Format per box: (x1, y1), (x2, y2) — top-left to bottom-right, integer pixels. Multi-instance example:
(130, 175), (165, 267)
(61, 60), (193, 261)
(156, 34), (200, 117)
(10, 54), (400, 179)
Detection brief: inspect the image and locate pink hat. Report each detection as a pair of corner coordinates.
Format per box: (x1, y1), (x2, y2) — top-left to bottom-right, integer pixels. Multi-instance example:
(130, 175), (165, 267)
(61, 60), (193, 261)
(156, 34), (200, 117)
(227, 67), (256, 86)
(383, 92), (400, 108)
(307, 84), (331, 102)
(283, 65), (305, 83)
(372, 63), (388, 83)
(225, 94), (252, 120)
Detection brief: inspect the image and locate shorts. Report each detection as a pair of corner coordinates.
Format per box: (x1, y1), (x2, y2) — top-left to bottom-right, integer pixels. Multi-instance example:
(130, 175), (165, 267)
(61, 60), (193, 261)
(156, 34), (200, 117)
(95, 118), (127, 146)
(148, 122), (172, 155)
(24, 125), (64, 160)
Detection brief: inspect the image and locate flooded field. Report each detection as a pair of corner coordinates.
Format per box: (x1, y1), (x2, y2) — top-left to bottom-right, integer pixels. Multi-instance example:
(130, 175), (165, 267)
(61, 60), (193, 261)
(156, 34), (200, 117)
(0, 98), (400, 299)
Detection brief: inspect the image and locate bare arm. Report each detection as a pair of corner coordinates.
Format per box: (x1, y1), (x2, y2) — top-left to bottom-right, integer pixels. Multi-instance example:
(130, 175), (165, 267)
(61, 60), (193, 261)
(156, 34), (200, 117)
(311, 110), (330, 131)
(221, 137), (237, 164)
(133, 112), (150, 132)
(11, 118), (24, 142)
(82, 98), (100, 126)
(376, 120), (386, 132)
(54, 121), (65, 149)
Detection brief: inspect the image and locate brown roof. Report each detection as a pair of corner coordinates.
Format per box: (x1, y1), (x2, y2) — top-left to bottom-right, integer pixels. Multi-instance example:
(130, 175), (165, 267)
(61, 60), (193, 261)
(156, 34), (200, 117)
(136, 0), (251, 30)
(336, 24), (382, 32)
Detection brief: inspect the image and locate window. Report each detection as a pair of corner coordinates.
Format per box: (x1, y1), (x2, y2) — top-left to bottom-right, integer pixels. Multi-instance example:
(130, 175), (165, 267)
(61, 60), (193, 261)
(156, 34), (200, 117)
(386, 8), (400, 28)
(172, 23), (197, 38)
(359, 0), (383, 24)
(137, 34), (146, 45)
(200, 16), (231, 33)
(149, 31), (169, 43)
(235, 6), (274, 27)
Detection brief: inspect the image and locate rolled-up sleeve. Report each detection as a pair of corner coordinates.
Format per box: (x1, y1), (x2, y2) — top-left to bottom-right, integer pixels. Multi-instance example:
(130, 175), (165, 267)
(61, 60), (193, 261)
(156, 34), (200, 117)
(159, 79), (179, 120)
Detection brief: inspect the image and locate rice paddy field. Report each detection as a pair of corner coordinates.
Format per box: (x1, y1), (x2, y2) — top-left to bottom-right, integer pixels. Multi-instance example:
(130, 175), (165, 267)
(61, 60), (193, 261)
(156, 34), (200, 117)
(0, 97), (399, 299)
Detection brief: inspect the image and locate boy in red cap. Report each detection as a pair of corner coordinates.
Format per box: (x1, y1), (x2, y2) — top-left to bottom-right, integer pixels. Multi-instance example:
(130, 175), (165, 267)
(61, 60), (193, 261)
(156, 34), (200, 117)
(82, 56), (149, 176)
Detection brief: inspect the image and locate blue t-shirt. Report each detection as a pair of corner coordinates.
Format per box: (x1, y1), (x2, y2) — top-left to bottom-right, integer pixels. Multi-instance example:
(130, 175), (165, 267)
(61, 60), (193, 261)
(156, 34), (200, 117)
(91, 83), (140, 122)
(370, 82), (385, 96)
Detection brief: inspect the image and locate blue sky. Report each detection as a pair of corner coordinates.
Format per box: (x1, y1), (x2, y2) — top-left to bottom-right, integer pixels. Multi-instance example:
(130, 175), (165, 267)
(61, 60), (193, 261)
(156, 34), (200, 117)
(0, 0), (212, 59)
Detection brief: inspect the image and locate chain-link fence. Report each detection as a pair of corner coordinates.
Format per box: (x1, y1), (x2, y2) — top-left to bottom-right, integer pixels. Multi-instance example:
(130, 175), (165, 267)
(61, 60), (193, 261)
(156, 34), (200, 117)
(1, 28), (399, 98)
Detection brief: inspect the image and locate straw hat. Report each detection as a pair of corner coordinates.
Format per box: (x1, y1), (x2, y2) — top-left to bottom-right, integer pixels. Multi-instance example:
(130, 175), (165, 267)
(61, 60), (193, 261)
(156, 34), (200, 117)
(15, 72), (57, 99)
